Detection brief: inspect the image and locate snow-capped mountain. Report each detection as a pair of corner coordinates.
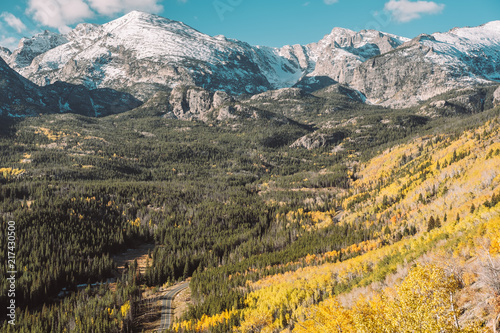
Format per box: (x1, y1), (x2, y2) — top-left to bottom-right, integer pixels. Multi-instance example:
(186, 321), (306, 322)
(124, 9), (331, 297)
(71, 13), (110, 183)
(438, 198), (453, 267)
(2, 11), (500, 108)
(7, 11), (406, 101)
(304, 27), (409, 83)
(12, 11), (283, 99)
(427, 21), (500, 82)
(349, 21), (500, 107)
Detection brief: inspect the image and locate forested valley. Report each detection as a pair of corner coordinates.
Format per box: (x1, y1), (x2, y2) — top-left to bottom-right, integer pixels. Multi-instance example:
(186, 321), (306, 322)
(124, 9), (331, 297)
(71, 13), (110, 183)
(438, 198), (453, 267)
(1, 88), (500, 332)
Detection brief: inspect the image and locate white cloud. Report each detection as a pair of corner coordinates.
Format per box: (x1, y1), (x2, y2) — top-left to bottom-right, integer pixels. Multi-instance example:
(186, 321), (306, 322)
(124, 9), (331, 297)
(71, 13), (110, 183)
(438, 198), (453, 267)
(324, 0), (339, 4)
(26, 0), (94, 33)
(1, 12), (27, 33)
(0, 35), (19, 50)
(26, 0), (164, 32)
(384, 0), (445, 23)
(86, 0), (163, 16)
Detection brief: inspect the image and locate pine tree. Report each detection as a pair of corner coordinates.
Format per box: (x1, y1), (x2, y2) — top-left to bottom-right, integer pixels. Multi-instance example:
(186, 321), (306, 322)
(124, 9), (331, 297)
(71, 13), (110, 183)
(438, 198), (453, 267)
(470, 203), (476, 214)
(427, 216), (436, 232)
(183, 261), (190, 279)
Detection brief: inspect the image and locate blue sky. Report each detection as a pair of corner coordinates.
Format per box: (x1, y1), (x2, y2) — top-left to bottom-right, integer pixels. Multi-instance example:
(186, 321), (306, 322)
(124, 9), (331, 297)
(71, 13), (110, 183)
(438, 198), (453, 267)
(0, 0), (499, 49)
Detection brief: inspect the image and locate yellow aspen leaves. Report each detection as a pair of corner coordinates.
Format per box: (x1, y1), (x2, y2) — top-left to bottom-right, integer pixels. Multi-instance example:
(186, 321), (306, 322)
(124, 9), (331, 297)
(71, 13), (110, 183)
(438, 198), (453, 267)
(294, 264), (479, 333)
(389, 264), (461, 332)
(294, 297), (355, 333)
(0, 167), (25, 178)
(120, 300), (130, 318)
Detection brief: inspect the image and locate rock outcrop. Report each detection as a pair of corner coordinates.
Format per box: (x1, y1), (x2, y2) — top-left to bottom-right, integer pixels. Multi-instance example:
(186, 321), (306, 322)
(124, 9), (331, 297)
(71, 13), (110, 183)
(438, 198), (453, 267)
(291, 130), (347, 150)
(494, 86), (500, 105)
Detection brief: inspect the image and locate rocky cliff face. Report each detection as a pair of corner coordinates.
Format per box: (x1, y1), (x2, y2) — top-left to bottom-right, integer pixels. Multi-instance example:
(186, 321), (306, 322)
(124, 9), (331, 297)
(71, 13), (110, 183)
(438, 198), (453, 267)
(305, 28), (408, 85)
(169, 86), (214, 121)
(131, 86), (238, 121)
(350, 41), (452, 107)
(132, 85), (299, 123)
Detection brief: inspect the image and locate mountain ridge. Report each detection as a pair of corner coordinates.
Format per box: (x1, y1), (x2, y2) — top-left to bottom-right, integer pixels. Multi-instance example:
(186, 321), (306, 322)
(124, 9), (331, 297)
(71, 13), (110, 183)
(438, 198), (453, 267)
(1, 11), (499, 111)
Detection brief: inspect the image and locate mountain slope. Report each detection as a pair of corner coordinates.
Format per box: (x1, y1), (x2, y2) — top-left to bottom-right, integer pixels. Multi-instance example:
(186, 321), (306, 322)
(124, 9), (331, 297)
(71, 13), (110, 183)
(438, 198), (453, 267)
(0, 56), (141, 117)
(0, 54), (47, 117)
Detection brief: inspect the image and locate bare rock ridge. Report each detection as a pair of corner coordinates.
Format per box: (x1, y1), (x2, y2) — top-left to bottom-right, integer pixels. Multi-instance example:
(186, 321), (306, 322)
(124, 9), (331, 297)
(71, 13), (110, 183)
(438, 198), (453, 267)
(134, 85), (297, 122)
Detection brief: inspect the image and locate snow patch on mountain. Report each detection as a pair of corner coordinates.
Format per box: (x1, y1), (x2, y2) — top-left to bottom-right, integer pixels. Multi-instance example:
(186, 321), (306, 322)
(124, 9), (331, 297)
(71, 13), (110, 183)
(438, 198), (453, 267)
(424, 21), (500, 82)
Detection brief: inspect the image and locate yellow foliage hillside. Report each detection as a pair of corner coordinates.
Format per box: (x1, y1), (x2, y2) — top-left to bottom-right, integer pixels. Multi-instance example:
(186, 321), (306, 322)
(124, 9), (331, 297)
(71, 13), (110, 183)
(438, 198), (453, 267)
(176, 118), (500, 332)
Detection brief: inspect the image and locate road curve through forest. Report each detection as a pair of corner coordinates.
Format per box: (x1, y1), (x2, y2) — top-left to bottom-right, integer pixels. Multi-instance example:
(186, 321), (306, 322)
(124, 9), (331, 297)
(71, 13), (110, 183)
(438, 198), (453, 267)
(158, 282), (189, 331)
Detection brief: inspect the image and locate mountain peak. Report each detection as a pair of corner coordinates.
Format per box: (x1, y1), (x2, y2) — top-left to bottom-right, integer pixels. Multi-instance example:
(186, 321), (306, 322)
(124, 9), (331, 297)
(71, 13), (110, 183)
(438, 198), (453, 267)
(108, 10), (175, 27)
(329, 27), (356, 36)
(442, 20), (500, 41)
(101, 10), (197, 40)
(476, 20), (500, 33)
(120, 10), (160, 19)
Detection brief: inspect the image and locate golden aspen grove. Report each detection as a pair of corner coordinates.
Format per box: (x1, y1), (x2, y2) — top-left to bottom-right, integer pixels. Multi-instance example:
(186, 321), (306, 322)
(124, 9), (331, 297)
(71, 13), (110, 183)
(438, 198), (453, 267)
(173, 115), (500, 332)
